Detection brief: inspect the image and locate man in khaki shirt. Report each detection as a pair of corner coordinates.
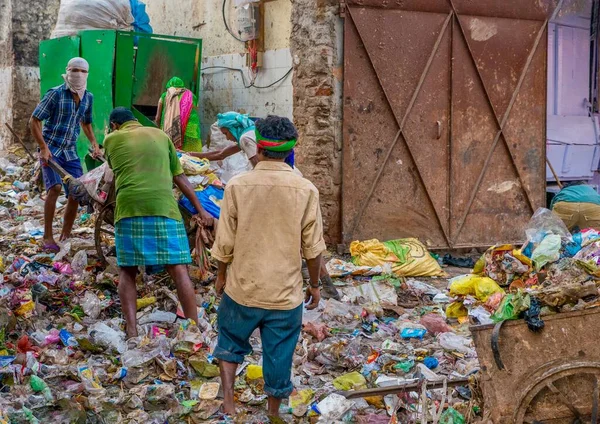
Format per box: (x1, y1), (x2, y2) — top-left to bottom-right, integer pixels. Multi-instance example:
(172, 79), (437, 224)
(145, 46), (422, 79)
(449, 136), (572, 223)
(212, 116), (325, 417)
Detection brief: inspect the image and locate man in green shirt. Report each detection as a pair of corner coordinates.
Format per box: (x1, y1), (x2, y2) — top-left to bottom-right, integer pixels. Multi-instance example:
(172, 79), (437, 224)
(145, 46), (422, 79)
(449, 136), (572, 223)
(104, 107), (212, 338)
(551, 181), (600, 230)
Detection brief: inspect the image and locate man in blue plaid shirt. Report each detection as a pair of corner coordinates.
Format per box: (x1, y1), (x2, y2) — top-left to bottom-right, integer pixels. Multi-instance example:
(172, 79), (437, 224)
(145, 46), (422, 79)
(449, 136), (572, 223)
(30, 57), (102, 253)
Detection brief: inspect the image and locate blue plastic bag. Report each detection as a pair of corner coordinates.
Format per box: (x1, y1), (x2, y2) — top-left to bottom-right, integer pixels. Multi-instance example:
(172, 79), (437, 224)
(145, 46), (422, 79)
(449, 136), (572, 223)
(179, 186), (224, 219)
(130, 0), (153, 33)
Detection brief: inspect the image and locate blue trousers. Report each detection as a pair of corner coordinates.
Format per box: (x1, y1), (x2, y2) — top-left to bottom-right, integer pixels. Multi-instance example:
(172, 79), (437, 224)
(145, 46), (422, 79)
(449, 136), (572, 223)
(213, 294), (302, 399)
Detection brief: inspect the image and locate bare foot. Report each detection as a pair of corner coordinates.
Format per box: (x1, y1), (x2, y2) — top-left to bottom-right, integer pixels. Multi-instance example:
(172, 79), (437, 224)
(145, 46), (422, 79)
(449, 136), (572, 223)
(125, 328), (138, 340)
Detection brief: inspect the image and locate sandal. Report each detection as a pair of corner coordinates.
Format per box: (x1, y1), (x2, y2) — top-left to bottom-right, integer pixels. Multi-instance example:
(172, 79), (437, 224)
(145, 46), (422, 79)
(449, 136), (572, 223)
(42, 242), (60, 254)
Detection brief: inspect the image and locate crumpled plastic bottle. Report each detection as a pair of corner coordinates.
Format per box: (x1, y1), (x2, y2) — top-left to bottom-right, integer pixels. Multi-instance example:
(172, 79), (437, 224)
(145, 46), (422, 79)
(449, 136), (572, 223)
(29, 375), (54, 401)
(81, 291), (101, 319)
(138, 310), (178, 325)
(71, 250), (88, 280)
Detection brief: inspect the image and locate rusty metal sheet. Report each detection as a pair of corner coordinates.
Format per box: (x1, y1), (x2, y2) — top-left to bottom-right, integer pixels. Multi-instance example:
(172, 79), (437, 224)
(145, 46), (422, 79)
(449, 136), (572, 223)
(471, 308), (600, 423)
(342, 8), (452, 247)
(342, 2), (556, 248)
(452, 0), (559, 21)
(344, 0), (558, 19)
(345, 0), (450, 13)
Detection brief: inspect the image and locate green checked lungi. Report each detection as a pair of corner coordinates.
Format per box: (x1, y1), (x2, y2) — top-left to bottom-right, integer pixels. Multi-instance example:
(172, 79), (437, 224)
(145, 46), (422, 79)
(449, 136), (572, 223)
(115, 216), (191, 267)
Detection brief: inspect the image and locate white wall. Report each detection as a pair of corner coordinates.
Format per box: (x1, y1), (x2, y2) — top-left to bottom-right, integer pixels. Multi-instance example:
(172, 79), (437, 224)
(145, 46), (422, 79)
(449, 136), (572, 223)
(145, 0), (293, 144)
(201, 48), (293, 137)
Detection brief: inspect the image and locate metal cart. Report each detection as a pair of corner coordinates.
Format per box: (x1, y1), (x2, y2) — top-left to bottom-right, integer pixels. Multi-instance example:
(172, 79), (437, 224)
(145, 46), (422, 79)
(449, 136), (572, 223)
(471, 308), (600, 424)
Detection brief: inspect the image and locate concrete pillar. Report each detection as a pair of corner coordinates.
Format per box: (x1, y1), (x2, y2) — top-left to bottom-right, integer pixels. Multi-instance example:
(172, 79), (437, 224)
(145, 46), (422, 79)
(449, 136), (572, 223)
(0, 0), (14, 150)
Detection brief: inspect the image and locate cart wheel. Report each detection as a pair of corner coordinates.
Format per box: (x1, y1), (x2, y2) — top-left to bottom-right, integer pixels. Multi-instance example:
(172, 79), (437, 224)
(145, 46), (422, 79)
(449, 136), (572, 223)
(95, 201), (116, 265)
(514, 361), (600, 424)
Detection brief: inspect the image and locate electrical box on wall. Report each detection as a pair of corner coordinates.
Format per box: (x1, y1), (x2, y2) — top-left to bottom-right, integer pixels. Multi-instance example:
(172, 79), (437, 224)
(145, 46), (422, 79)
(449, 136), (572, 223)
(232, 0), (260, 42)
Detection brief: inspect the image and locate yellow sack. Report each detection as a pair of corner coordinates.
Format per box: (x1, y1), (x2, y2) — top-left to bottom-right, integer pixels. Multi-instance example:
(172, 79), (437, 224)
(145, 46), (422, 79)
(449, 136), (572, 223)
(350, 239), (398, 268)
(449, 275), (504, 302)
(387, 238), (445, 277)
(350, 238), (444, 277)
(446, 301), (468, 318)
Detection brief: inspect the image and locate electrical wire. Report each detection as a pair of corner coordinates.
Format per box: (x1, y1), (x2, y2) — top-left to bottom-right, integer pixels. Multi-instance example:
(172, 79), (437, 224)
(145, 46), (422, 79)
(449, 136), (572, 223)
(222, 0), (245, 42)
(201, 66), (293, 89)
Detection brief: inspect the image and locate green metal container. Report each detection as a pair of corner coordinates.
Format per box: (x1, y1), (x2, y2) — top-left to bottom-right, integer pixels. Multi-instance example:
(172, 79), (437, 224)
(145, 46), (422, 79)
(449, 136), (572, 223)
(39, 30), (202, 171)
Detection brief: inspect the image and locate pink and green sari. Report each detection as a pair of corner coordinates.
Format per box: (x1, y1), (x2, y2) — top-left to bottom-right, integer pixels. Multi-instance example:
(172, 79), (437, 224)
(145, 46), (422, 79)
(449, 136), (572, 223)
(160, 77), (202, 152)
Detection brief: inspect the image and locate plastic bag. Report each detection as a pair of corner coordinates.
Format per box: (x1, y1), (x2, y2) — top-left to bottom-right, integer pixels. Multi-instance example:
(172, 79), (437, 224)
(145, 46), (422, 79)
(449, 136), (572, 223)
(350, 238), (444, 277)
(420, 313), (453, 335)
(81, 291), (101, 319)
(245, 364), (263, 380)
(523, 297), (544, 332)
(446, 301), (468, 318)
(121, 336), (170, 367)
(326, 258), (383, 277)
(51, 0), (134, 38)
(316, 394), (355, 421)
(78, 163), (109, 203)
(341, 281), (398, 306)
(88, 321), (127, 354)
(531, 234), (561, 271)
(469, 306), (493, 325)
(71, 249), (88, 280)
(439, 407), (465, 424)
(525, 208), (571, 245)
(491, 292), (531, 322)
(78, 366), (105, 395)
(179, 154), (210, 176)
(207, 123), (252, 184)
(333, 371), (367, 390)
(438, 333), (474, 355)
(449, 275), (504, 301)
(130, 0), (152, 33)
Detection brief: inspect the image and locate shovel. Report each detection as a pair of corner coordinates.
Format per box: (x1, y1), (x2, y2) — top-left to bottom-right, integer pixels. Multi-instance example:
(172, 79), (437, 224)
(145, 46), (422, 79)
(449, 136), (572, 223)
(4, 123), (92, 204)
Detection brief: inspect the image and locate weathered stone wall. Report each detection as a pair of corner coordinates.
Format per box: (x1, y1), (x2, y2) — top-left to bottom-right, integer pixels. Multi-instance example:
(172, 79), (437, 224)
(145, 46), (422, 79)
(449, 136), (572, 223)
(11, 0), (60, 140)
(290, 0), (344, 244)
(0, 0), (14, 150)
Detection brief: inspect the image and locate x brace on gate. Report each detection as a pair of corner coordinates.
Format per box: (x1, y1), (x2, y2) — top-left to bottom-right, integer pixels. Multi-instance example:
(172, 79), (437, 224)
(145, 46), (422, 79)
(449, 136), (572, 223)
(452, 0), (565, 243)
(346, 10), (453, 246)
(346, 0), (564, 247)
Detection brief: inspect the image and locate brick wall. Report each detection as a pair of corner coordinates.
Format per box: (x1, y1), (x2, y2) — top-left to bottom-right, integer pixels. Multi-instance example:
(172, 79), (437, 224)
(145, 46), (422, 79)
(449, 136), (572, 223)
(290, 0), (344, 244)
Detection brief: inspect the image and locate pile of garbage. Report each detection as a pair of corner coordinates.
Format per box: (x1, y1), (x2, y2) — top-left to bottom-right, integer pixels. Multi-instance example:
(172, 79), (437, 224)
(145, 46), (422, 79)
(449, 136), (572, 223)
(0, 149), (482, 423)
(447, 208), (600, 330)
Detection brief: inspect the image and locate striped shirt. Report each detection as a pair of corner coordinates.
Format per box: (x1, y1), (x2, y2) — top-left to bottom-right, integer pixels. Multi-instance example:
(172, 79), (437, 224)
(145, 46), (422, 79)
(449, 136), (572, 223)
(32, 83), (93, 161)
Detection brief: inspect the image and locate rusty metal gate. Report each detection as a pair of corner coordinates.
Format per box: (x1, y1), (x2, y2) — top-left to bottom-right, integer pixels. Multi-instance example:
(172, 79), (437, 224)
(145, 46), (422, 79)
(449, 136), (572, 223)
(342, 0), (563, 249)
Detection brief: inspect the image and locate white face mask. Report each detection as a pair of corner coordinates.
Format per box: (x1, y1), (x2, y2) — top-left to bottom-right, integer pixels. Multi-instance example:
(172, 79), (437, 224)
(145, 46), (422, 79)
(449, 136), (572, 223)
(63, 69), (88, 99)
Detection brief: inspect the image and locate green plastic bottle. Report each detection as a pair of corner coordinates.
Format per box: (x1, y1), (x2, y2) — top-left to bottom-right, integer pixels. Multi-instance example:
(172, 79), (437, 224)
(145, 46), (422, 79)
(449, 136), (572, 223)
(29, 375), (54, 402)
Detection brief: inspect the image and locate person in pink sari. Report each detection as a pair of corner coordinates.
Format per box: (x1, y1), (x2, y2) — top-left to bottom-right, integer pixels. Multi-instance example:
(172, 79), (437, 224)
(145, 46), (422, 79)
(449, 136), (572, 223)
(154, 76), (202, 152)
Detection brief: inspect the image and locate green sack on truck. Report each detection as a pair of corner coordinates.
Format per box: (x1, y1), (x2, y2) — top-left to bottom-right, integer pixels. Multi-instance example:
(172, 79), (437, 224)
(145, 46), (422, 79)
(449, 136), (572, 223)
(491, 292), (531, 322)
(350, 238), (444, 277)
